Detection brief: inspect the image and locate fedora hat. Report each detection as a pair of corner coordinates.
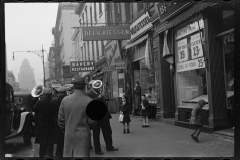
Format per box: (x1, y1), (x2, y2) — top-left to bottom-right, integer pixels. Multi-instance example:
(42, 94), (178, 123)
(71, 75), (86, 85)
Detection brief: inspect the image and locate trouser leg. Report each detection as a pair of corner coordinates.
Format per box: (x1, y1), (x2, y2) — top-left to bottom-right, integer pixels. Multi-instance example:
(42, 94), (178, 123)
(56, 143), (64, 158)
(46, 144), (54, 157)
(100, 118), (113, 150)
(39, 144), (47, 157)
(93, 124), (101, 153)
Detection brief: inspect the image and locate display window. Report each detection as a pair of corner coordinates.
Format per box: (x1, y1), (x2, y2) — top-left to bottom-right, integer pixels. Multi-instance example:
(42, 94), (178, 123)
(175, 18), (208, 105)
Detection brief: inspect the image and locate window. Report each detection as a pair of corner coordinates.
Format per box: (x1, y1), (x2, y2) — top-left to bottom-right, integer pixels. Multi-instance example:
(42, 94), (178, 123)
(99, 3), (102, 14)
(87, 42), (89, 60)
(101, 41), (105, 57)
(96, 41), (99, 61)
(79, 18), (82, 27)
(125, 3), (130, 23)
(94, 3), (97, 22)
(85, 7), (88, 26)
(90, 6), (93, 26)
(84, 43), (86, 61)
(82, 13), (85, 27)
(137, 3), (144, 12)
(81, 46), (83, 61)
(92, 41), (94, 60)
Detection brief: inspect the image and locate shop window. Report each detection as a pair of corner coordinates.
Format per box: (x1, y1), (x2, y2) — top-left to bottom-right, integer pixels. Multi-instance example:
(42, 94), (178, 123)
(175, 19), (207, 105)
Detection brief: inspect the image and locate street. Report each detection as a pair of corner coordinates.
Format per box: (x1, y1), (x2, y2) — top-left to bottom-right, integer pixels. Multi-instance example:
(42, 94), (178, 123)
(5, 113), (234, 158)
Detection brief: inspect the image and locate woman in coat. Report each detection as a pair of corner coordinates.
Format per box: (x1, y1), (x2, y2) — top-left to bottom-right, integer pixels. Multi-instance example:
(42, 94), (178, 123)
(141, 94), (150, 127)
(190, 99), (207, 143)
(134, 82), (141, 116)
(120, 95), (131, 134)
(33, 88), (55, 158)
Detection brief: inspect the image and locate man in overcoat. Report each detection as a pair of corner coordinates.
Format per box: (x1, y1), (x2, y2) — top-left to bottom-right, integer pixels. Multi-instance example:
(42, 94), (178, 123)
(58, 75), (97, 157)
(51, 86), (68, 158)
(33, 88), (55, 158)
(86, 82), (118, 155)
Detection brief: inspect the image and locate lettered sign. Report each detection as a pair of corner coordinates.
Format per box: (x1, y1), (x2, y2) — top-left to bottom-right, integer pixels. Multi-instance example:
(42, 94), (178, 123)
(190, 33), (204, 59)
(176, 57), (205, 72)
(177, 38), (188, 62)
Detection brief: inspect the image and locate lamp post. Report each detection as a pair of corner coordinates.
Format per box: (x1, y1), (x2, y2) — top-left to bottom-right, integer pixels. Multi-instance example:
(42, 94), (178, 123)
(13, 45), (46, 86)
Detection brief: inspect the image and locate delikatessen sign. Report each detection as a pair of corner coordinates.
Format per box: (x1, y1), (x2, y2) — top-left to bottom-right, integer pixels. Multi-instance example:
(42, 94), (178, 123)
(70, 61), (95, 72)
(82, 25), (131, 41)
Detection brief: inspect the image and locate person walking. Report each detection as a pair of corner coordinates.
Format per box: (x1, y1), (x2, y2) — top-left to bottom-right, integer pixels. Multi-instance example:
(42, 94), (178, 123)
(33, 88), (55, 158)
(190, 99), (207, 143)
(86, 81), (118, 155)
(58, 75), (97, 157)
(141, 94), (150, 128)
(119, 95), (131, 134)
(51, 86), (68, 158)
(134, 82), (141, 116)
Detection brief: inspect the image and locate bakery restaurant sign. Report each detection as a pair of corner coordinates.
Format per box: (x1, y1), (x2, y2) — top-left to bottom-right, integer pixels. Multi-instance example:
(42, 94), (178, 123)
(70, 61), (95, 72)
(129, 12), (153, 41)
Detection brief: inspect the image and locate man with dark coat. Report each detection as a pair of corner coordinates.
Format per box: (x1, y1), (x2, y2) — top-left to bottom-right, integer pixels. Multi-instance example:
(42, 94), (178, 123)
(58, 75), (98, 157)
(33, 88), (55, 158)
(51, 86), (68, 158)
(86, 81), (118, 155)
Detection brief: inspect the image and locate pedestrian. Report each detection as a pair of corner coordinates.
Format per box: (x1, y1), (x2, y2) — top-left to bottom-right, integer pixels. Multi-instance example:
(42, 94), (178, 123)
(134, 82), (141, 116)
(120, 95), (131, 134)
(33, 88), (55, 158)
(86, 81), (118, 155)
(190, 99), (207, 143)
(58, 75), (97, 157)
(125, 83), (132, 116)
(141, 94), (150, 128)
(51, 86), (68, 158)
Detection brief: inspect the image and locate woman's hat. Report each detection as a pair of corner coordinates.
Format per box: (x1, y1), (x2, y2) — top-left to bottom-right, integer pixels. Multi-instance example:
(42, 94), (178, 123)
(71, 75), (86, 85)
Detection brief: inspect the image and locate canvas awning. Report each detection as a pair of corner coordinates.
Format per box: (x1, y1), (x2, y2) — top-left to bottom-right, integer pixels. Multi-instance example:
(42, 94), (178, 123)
(125, 34), (148, 49)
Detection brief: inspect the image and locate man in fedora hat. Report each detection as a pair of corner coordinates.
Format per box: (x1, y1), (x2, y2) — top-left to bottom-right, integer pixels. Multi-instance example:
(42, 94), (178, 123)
(58, 75), (102, 157)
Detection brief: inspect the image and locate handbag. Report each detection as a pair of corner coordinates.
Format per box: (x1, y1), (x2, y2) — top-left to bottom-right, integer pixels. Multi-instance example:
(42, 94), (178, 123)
(119, 114), (124, 123)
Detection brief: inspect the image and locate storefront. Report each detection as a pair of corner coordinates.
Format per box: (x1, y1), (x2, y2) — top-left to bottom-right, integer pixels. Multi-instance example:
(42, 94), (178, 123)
(154, 2), (234, 131)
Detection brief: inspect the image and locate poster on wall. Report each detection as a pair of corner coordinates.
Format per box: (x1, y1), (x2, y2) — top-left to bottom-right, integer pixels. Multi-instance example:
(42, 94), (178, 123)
(112, 70), (119, 98)
(190, 33), (204, 59)
(105, 40), (121, 67)
(177, 38), (188, 62)
(176, 57), (205, 72)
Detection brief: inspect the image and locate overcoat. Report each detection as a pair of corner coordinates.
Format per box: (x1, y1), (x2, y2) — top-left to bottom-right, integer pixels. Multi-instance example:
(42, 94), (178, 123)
(119, 102), (131, 123)
(33, 95), (55, 144)
(51, 94), (66, 144)
(134, 86), (141, 109)
(58, 90), (94, 157)
(141, 99), (150, 117)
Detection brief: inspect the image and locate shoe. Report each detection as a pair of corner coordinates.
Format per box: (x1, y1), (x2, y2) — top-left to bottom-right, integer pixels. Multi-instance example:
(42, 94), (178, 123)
(145, 125), (149, 127)
(123, 129), (126, 134)
(95, 151), (104, 155)
(127, 129), (130, 133)
(193, 136), (199, 143)
(142, 125), (146, 128)
(107, 147), (119, 152)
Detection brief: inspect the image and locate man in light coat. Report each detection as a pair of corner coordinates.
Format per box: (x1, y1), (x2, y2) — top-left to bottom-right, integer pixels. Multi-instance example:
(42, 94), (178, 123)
(58, 75), (100, 157)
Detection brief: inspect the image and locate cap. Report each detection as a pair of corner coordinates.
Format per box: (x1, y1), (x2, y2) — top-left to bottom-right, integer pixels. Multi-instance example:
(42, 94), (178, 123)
(57, 86), (68, 93)
(43, 88), (52, 95)
(88, 80), (95, 85)
(71, 75), (86, 85)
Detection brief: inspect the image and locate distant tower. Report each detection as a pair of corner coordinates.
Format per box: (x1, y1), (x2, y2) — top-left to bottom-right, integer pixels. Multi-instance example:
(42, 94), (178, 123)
(18, 58), (36, 92)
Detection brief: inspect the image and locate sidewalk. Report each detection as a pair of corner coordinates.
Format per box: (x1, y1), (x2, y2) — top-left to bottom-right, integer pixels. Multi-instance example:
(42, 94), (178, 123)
(90, 113), (234, 157)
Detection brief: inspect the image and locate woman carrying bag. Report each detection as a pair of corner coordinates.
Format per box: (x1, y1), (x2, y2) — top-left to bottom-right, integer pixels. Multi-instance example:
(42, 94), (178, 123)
(119, 95), (131, 134)
(141, 94), (150, 128)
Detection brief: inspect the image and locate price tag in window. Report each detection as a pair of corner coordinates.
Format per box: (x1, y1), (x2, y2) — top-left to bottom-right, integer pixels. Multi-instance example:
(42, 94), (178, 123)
(177, 38), (188, 62)
(190, 33), (203, 59)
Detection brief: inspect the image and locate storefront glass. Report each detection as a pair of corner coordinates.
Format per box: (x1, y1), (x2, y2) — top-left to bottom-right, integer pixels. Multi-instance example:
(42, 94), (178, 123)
(175, 19), (208, 105)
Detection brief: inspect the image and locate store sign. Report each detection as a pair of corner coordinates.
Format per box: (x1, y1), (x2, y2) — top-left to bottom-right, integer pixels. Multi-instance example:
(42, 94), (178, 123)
(82, 25), (131, 41)
(102, 66), (115, 72)
(177, 38), (188, 62)
(190, 33), (204, 59)
(70, 61), (95, 72)
(129, 12), (152, 41)
(176, 19), (204, 40)
(157, 2), (191, 22)
(176, 57), (205, 72)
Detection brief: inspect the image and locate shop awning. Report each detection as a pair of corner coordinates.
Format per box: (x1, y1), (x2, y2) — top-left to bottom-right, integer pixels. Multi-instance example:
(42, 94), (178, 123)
(125, 34), (148, 49)
(160, 2), (213, 32)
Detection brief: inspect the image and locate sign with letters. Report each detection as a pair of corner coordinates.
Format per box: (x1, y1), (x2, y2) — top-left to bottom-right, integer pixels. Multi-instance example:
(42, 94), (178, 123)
(190, 33), (204, 59)
(176, 57), (205, 72)
(82, 25), (131, 41)
(177, 38), (188, 62)
(70, 61), (95, 72)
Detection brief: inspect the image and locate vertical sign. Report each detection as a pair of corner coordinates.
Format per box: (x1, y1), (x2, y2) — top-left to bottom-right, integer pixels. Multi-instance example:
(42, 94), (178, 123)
(177, 38), (188, 62)
(190, 33), (203, 59)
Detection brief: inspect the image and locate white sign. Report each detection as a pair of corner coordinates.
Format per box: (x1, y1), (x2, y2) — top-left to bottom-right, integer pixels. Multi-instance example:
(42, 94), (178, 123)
(177, 38), (188, 62)
(129, 12), (153, 41)
(190, 33), (204, 59)
(177, 57), (205, 72)
(102, 66), (115, 72)
(176, 19), (204, 40)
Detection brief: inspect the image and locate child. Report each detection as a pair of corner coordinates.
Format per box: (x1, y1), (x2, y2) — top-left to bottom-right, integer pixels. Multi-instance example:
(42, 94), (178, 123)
(120, 95), (131, 134)
(141, 94), (150, 128)
(190, 99), (207, 142)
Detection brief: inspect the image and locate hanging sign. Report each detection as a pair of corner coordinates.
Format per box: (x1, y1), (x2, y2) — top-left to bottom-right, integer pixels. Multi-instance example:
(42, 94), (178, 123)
(177, 38), (188, 62)
(177, 57), (205, 72)
(70, 61), (95, 72)
(190, 33), (204, 59)
(102, 66), (115, 72)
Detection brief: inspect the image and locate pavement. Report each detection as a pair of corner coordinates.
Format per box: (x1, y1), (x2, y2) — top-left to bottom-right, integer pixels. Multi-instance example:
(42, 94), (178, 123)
(5, 113), (234, 158)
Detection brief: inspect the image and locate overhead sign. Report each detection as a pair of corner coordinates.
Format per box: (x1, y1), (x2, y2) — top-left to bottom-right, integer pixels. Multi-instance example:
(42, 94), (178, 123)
(82, 25), (131, 41)
(129, 12), (152, 41)
(70, 61), (95, 72)
(176, 57), (205, 72)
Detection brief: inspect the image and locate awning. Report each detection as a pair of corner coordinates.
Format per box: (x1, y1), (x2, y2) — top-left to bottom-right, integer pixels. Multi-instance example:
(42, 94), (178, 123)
(160, 2), (213, 32)
(125, 34), (148, 49)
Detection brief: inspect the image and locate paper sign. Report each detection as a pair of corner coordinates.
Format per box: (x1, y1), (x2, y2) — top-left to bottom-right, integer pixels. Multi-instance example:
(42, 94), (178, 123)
(190, 33), (204, 59)
(177, 57), (205, 72)
(177, 38), (188, 62)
